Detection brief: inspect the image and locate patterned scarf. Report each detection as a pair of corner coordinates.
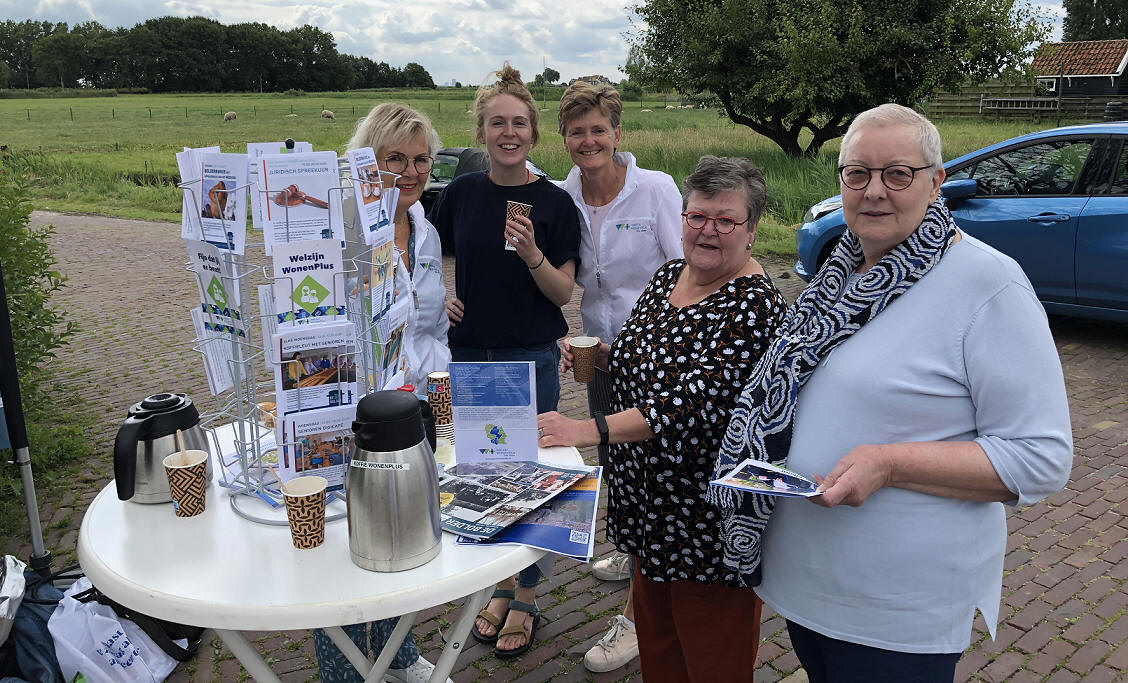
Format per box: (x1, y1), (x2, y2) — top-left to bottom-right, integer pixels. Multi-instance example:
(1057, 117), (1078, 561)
(707, 197), (958, 587)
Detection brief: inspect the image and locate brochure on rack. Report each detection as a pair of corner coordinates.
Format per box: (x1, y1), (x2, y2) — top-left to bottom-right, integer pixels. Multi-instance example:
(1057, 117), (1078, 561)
(248, 141), (312, 233)
(276, 404), (355, 490)
(450, 362), (538, 464)
(198, 152), (248, 254)
(439, 461), (596, 540)
(186, 239), (246, 337)
(709, 458), (822, 498)
(455, 467), (602, 560)
(176, 146), (220, 241)
(189, 307), (235, 395)
(273, 320), (358, 416)
(271, 239), (346, 325)
(346, 147), (399, 245)
(259, 151), (345, 254)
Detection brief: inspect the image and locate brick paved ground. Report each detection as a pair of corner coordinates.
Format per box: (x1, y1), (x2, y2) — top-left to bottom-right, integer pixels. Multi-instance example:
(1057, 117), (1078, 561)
(4, 211), (1127, 682)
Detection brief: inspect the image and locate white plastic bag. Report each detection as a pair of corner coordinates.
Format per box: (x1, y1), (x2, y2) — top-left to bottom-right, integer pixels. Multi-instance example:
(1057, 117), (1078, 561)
(0, 554), (27, 645)
(47, 578), (178, 683)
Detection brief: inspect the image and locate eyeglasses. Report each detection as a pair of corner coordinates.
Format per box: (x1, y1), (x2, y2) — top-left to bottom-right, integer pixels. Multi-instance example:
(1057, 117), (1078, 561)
(384, 153), (434, 174)
(681, 211), (748, 234)
(838, 164), (933, 191)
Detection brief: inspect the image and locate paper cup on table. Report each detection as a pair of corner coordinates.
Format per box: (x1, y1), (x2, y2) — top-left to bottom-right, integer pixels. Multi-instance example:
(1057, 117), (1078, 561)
(569, 336), (599, 384)
(427, 371), (452, 424)
(282, 475), (328, 549)
(504, 201), (533, 251)
(162, 450), (209, 517)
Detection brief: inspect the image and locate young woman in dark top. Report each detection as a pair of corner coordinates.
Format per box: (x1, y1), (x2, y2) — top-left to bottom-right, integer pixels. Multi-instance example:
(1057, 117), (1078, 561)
(428, 62), (581, 659)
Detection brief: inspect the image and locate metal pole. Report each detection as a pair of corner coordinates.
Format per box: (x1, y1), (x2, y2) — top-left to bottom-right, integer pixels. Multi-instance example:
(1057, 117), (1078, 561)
(0, 259), (52, 576)
(1056, 57), (1065, 128)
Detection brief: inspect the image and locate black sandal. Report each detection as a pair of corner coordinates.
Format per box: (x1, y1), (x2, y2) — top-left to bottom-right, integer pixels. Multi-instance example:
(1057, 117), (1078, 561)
(494, 599), (540, 659)
(471, 588), (514, 644)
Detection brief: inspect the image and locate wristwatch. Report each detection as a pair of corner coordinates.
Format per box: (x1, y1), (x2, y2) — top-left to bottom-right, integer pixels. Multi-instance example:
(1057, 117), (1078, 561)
(593, 412), (609, 446)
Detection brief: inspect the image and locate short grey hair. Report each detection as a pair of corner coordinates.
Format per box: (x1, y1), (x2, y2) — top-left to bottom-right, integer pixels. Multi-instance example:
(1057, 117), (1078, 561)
(347, 102), (442, 156)
(839, 103), (942, 171)
(681, 155), (767, 227)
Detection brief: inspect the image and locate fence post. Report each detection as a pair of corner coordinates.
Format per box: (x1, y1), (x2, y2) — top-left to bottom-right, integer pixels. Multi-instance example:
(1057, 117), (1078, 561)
(148, 107), (152, 119)
(26, 109), (29, 120)
(254, 106), (256, 117)
(185, 107), (188, 118)
(438, 102), (441, 113)
(290, 104), (294, 114)
(112, 108), (115, 119)
(70, 108), (73, 121)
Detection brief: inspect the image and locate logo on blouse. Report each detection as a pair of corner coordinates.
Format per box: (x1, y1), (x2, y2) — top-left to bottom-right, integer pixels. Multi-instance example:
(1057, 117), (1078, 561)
(615, 223), (650, 232)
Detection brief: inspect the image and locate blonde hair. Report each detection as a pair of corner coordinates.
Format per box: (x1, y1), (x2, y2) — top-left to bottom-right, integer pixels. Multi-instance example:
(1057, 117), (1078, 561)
(474, 62), (540, 146)
(558, 81), (623, 134)
(347, 102), (441, 156)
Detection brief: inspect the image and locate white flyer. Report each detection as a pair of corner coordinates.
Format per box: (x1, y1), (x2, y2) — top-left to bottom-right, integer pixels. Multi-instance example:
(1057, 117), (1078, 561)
(247, 141), (312, 232)
(376, 297), (411, 389)
(187, 238), (242, 308)
(276, 404), (355, 490)
(271, 239), (346, 325)
(189, 307), (235, 395)
(346, 147), (396, 245)
(176, 145), (219, 241)
(198, 152), (248, 254)
(259, 151), (345, 254)
(450, 362), (538, 463)
(273, 320), (358, 416)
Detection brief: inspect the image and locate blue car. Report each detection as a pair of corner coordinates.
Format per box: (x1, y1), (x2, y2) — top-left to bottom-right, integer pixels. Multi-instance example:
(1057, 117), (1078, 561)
(795, 122), (1128, 321)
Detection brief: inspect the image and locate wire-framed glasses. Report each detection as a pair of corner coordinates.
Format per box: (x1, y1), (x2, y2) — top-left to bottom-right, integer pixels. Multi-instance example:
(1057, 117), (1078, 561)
(681, 211), (748, 234)
(838, 164), (933, 191)
(384, 153), (434, 174)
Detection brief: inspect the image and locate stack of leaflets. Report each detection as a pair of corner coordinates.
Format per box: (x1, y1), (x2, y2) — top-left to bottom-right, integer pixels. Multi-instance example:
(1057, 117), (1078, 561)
(248, 141), (313, 233)
(709, 459), (822, 498)
(438, 461), (596, 540)
(456, 468), (602, 560)
(258, 151), (345, 254)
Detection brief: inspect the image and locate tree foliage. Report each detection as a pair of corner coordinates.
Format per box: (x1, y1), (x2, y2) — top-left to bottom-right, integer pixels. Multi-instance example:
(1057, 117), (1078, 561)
(1063, 0), (1128, 40)
(0, 163), (77, 390)
(628, 0), (1049, 157)
(0, 17), (434, 93)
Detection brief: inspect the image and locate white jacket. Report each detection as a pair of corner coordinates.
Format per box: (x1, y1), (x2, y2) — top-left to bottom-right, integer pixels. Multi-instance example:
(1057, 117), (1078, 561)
(562, 152), (684, 341)
(399, 202), (451, 396)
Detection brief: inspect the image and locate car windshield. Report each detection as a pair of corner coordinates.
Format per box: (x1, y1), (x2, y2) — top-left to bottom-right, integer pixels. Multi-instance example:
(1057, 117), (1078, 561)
(431, 153), (460, 183)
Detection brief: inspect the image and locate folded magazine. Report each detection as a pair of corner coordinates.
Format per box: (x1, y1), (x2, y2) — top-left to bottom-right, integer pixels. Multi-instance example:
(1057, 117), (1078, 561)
(439, 461), (596, 540)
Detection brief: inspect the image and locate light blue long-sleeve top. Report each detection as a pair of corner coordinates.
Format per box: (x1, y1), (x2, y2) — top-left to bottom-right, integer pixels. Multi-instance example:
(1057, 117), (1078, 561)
(757, 233), (1073, 654)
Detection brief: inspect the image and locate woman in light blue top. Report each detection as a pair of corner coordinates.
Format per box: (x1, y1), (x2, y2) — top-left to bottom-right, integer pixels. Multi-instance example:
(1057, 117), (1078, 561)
(710, 103), (1072, 682)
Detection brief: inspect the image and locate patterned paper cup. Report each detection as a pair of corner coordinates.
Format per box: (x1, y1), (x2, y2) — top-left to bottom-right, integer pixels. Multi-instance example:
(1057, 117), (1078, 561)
(569, 336), (599, 384)
(427, 371), (452, 425)
(163, 450), (209, 517)
(283, 475), (328, 549)
(504, 201), (533, 251)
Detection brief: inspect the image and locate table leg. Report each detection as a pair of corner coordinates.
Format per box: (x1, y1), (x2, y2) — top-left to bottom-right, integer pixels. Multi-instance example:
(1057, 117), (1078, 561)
(429, 584), (494, 682)
(323, 625), (375, 677)
(214, 629), (282, 683)
(361, 613), (418, 683)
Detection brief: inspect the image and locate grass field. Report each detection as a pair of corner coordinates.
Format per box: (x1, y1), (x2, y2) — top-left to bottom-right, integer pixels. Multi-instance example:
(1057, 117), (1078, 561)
(0, 89), (1084, 254)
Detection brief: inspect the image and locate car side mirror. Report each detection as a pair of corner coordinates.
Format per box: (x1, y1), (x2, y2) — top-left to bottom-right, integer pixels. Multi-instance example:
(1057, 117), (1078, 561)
(940, 178), (977, 205)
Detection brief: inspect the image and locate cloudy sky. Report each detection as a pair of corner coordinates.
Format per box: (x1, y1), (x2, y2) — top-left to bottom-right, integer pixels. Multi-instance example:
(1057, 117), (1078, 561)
(2, 0), (1066, 87)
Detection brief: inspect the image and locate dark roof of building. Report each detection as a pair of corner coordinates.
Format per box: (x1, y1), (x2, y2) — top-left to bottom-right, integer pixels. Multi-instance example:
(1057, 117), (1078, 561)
(1032, 39), (1128, 77)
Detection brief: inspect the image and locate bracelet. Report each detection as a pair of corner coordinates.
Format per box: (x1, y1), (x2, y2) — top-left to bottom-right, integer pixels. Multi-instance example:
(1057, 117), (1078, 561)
(528, 253), (546, 270)
(593, 412), (609, 446)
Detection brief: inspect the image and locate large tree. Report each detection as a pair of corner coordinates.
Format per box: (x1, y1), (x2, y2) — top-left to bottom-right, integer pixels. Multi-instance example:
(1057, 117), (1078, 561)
(1063, 0), (1128, 41)
(628, 0), (1048, 157)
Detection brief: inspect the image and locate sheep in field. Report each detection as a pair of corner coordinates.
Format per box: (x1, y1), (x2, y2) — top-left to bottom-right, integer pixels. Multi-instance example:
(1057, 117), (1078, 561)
(321, 109), (335, 120)
(223, 111), (236, 122)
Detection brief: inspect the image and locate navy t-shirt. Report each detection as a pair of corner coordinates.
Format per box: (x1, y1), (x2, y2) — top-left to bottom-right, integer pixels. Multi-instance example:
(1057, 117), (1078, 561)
(428, 171), (581, 349)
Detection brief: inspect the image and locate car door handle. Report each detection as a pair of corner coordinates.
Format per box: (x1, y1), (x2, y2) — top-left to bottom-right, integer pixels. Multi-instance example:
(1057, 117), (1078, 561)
(1026, 213), (1070, 223)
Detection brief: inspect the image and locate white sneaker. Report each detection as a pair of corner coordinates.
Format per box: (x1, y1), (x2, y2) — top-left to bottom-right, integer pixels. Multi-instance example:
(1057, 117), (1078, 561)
(384, 656), (454, 683)
(591, 552), (632, 581)
(584, 615), (639, 672)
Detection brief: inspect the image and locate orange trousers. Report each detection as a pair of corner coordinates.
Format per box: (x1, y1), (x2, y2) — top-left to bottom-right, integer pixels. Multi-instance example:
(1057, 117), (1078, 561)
(632, 565), (763, 682)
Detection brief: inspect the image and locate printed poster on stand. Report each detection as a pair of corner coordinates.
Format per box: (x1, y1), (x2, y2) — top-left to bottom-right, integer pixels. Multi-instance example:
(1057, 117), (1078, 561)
(276, 404), (355, 490)
(271, 239), (346, 325)
(259, 151), (345, 254)
(198, 152), (248, 254)
(273, 320), (358, 416)
(346, 147), (397, 246)
(450, 362), (537, 464)
(248, 141), (312, 233)
(176, 146), (220, 241)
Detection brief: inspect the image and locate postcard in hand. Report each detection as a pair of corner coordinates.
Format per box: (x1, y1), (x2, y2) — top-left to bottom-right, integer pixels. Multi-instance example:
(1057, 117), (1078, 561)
(710, 458), (822, 498)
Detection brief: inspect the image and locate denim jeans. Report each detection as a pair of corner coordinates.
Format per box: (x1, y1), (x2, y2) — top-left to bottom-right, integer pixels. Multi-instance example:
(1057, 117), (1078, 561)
(450, 342), (561, 414)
